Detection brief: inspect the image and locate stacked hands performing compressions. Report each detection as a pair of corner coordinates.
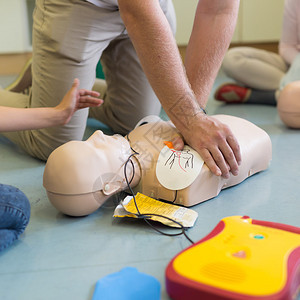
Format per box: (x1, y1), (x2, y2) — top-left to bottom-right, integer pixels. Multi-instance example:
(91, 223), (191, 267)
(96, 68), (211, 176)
(174, 112), (242, 179)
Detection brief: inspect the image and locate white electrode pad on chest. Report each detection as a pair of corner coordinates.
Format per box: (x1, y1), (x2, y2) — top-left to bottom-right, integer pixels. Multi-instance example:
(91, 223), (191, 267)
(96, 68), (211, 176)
(156, 145), (204, 190)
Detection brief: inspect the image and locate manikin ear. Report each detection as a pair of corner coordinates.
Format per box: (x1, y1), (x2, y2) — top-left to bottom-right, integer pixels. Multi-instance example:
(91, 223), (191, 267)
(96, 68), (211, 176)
(102, 181), (123, 196)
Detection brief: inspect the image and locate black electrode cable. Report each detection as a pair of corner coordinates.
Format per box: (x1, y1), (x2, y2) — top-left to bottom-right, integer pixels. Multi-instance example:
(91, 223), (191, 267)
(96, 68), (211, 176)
(123, 150), (195, 245)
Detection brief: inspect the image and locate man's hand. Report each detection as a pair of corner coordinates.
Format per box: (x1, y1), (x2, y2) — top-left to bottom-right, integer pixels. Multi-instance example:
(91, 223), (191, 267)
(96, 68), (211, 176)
(173, 113), (241, 178)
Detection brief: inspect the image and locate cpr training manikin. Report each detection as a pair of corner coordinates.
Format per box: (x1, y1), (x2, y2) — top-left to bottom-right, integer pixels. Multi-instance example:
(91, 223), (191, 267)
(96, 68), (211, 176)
(278, 81), (300, 128)
(43, 115), (272, 216)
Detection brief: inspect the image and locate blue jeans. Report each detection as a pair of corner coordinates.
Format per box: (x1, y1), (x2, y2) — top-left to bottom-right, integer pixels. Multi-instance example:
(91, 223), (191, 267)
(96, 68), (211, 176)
(0, 184), (31, 252)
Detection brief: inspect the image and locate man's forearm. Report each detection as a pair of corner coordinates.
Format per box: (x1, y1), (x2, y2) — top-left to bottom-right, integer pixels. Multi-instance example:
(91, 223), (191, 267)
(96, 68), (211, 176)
(118, 0), (202, 130)
(118, 0), (239, 131)
(185, 0), (240, 108)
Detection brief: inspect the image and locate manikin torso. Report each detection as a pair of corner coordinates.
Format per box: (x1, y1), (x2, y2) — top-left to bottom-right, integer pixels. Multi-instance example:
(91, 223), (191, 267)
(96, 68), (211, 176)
(128, 114), (272, 207)
(43, 115), (272, 216)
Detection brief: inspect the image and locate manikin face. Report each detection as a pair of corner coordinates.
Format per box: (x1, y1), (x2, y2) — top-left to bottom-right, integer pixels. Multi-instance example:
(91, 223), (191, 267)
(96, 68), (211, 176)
(43, 130), (137, 216)
(44, 130), (132, 195)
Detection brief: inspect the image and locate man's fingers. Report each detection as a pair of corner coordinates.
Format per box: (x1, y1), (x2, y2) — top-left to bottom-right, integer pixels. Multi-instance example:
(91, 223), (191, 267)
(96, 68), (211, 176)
(214, 134), (241, 176)
(199, 143), (237, 178)
(199, 148), (222, 177)
(218, 144), (238, 177)
(171, 135), (184, 150)
(210, 146), (232, 178)
(227, 134), (242, 166)
(212, 123), (241, 177)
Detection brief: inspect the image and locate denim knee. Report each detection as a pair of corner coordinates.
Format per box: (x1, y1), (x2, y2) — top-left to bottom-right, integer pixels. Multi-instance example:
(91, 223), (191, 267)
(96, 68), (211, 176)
(0, 184), (31, 251)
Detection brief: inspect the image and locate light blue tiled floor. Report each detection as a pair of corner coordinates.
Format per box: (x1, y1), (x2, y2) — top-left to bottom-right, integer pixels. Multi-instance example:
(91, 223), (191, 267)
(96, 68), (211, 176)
(0, 71), (300, 300)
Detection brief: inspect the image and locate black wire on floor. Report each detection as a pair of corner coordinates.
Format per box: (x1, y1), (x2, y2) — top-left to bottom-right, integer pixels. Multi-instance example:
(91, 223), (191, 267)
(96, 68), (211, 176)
(122, 147), (195, 245)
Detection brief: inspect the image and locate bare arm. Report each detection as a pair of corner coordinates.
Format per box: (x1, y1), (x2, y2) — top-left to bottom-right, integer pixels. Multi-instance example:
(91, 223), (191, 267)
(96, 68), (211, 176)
(0, 79), (102, 132)
(183, 0), (241, 177)
(185, 0), (239, 106)
(118, 0), (241, 178)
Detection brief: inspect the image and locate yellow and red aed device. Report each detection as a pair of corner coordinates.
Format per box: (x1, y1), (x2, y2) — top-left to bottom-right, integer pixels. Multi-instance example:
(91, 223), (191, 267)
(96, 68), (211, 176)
(166, 216), (300, 300)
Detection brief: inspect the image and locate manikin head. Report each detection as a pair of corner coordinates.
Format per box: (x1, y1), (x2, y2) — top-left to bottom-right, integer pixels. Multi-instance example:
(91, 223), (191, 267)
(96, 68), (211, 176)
(43, 131), (140, 216)
(277, 81), (300, 128)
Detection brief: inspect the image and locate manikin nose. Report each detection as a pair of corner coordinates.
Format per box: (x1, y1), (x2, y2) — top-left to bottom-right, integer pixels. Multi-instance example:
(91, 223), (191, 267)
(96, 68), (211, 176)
(94, 130), (105, 139)
(87, 130), (107, 149)
(91, 130), (106, 142)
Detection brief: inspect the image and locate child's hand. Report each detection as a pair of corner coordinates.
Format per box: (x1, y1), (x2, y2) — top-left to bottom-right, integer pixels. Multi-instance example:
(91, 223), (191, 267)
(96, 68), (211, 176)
(56, 78), (103, 124)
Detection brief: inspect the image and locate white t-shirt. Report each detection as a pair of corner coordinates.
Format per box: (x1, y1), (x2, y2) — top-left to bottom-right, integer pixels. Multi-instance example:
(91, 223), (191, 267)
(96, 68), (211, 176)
(86, 0), (118, 10)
